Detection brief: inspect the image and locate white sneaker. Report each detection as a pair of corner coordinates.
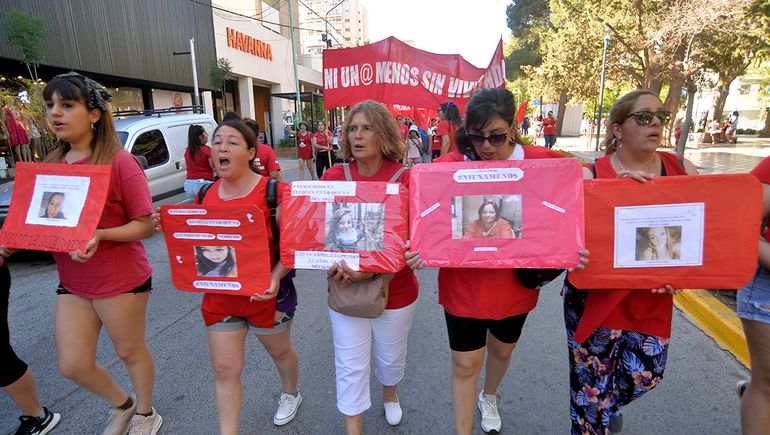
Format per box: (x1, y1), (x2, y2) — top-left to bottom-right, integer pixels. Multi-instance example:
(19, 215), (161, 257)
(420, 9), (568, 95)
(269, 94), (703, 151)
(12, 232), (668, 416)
(102, 394), (137, 435)
(477, 391), (501, 434)
(127, 408), (163, 435)
(273, 392), (302, 426)
(383, 395), (403, 426)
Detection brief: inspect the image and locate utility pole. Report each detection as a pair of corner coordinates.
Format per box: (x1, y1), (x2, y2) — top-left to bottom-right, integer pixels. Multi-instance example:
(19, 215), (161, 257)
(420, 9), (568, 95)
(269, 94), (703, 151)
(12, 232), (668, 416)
(173, 38), (201, 113)
(288, 0), (302, 123)
(595, 28), (611, 151)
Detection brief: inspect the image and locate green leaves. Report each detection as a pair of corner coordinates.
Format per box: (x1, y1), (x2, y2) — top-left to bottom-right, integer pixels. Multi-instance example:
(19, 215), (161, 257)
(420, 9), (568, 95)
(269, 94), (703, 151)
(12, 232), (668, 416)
(0, 10), (47, 80)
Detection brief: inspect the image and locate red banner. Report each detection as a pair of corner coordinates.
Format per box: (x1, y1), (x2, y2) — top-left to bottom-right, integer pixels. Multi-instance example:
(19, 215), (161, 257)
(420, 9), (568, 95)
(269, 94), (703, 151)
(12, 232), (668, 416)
(515, 102), (528, 124)
(409, 159), (585, 268)
(386, 105), (438, 130)
(0, 162), (111, 252)
(568, 174), (761, 290)
(323, 36), (505, 111)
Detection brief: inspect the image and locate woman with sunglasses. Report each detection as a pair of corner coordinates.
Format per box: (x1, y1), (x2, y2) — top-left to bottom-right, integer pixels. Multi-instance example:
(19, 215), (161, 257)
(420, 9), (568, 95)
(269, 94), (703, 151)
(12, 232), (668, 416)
(408, 88), (587, 435)
(563, 90), (698, 434)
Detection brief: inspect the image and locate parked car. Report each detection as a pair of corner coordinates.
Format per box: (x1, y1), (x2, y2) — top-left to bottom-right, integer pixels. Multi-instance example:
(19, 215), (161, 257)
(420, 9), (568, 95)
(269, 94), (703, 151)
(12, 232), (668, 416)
(0, 112), (218, 226)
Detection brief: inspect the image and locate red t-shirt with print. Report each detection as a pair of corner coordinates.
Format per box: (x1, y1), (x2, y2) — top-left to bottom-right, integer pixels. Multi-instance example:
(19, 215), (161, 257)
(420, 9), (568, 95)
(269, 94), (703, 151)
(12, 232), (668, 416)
(253, 144), (282, 177)
(322, 160), (418, 309)
(199, 177), (287, 327)
(542, 118), (556, 135)
(52, 150), (153, 298)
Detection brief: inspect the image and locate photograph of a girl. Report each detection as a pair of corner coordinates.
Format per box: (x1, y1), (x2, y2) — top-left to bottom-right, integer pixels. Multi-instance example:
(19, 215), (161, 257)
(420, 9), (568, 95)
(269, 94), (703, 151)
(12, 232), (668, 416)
(39, 192), (66, 219)
(324, 203), (385, 251)
(453, 195), (522, 239)
(635, 226), (681, 261)
(195, 246), (238, 277)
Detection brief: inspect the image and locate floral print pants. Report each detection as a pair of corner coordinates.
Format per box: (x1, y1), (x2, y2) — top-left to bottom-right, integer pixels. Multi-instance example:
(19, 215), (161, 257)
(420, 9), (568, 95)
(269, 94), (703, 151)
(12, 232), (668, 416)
(563, 285), (669, 434)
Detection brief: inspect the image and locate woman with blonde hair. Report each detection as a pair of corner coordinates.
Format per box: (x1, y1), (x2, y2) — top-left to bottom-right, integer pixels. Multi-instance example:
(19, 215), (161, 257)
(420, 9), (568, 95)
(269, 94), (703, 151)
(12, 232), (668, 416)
(322, 100), (418, 434)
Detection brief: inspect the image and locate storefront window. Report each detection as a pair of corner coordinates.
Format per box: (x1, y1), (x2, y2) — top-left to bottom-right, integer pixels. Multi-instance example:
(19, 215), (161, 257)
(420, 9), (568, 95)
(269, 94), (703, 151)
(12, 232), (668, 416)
(110, 87), (144, 112)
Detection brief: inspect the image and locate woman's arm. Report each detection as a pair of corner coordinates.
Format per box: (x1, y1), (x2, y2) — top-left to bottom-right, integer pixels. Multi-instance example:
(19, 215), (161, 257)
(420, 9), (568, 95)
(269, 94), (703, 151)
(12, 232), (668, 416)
(251, 261), (292, 301)
(440, 135), (450, 155)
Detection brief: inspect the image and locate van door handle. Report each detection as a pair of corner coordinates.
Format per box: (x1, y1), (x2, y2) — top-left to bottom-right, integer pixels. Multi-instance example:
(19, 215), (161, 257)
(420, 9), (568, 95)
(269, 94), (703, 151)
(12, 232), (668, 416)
(175, 161), (181, 170)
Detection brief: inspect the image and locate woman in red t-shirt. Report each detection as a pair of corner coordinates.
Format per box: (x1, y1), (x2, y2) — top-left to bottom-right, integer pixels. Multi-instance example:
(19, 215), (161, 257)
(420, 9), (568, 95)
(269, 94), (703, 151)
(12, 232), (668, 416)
(0, 73), (162, 433)
(407, 88), (587, 435)
(563, 90), (698, 434)
(184, 124), (215, 201)
(321, 101), (418, 433)
(313, 121), (335, 178)
(159, 121), (301, 433)
(287, 122), (316, 181)
(437, 101), (462, 156)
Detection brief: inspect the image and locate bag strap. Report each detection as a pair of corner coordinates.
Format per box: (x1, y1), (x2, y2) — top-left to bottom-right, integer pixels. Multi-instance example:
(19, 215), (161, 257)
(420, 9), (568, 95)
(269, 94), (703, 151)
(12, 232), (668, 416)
(266, 178), (280, 246)
(388, 166), (407, 182)
(589, 162), (596, 178)
(196, 182), (214, 204)
(342, 163), (353, 181)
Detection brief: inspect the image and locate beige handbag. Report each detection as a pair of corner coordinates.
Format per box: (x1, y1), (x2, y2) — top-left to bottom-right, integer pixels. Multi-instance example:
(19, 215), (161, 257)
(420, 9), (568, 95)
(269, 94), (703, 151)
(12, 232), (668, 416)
(327, 274), (389, 318)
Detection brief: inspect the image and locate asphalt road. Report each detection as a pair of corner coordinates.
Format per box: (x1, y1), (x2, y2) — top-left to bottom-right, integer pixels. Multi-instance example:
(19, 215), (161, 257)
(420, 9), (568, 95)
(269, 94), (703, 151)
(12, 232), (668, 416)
(1, 165), (750, 434)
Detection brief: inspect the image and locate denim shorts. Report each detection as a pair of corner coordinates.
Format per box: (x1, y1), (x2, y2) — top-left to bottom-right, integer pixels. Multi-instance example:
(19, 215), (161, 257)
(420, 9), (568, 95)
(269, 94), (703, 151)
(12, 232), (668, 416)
(737, 266), (770, 324)
(184, 179), (214, 202)
(207, 312), (294, 335)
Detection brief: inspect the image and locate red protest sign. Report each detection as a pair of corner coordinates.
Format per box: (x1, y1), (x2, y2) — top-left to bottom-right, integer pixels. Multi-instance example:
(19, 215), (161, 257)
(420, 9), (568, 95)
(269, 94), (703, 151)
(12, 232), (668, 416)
(280, 181), (408, 272)
(568, 174), (761, 290)
(0, 162), (111, 252)
(409, 159), (584, 268)
(160, 204), (271, 296)
(323, 36), (504, 111)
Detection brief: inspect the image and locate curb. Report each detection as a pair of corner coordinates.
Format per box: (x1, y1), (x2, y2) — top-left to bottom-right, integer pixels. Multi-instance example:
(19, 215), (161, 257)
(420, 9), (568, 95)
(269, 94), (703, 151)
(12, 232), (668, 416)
(673, 290), (749, 368)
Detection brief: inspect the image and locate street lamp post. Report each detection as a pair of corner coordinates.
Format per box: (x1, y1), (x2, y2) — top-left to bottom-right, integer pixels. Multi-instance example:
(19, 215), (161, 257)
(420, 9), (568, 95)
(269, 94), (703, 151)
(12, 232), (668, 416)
(595, 28), (611, 151)
(173, 37), (201, 113)
(324, 0), (347, 49)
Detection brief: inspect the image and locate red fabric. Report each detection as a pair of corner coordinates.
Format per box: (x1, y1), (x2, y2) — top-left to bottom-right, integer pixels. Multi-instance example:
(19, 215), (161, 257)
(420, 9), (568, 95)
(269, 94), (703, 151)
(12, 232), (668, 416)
(200, 177), (288, 327)
(542, 118), (556, 135)
(4, 108), (28, 146)
(752, 156), (770, 241)
(297, 132), (313, 160)
(315, 131), (332, 150)
(432, 131), (442, 150)
(322, 160), (418, 309)
(515, 102), (528, 124)
(322, 36), (505, 111)
(436, 146), (566, 319)
(399, 124), (409, 141)
(573, 151), (687, 341)
(387, 105), (438, 129)
(254, 144), (281, 177)
(436, 120), (457, 153)
(185, 146), (214, 180)
(53, 150), (153, 298)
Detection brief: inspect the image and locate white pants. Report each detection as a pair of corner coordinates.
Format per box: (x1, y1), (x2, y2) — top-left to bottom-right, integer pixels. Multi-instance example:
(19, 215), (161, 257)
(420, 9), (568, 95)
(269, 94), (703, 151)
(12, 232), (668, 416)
(329, 301), (417, 416)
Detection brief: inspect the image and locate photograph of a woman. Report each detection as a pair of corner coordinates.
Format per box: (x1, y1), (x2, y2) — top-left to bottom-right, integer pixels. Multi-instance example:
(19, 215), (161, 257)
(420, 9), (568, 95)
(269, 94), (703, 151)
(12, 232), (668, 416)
(325, 208), (361, 251)
(463, 200), (514, 239)
(39, 192), (65, 219)
(324, 203), (385, 252)
(195, 246), (238, 277)
(636, 226), (681, 261)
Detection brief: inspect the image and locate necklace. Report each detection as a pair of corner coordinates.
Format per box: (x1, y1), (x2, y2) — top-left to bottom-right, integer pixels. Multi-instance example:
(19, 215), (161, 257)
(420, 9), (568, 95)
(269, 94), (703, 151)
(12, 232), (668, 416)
(614, 152), (657, 174)
(218, 179), (255, 200)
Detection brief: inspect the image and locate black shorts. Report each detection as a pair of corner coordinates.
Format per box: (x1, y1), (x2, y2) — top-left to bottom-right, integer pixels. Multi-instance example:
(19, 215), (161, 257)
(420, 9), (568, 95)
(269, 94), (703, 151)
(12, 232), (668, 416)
(56, 278), (152, 295)
(444, 311), (529, 352)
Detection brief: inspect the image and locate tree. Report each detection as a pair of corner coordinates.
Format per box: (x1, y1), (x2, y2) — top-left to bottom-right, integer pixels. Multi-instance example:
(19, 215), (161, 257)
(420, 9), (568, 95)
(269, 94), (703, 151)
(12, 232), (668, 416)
(209, 57), (232, 111)
(0, 10), (46, 81)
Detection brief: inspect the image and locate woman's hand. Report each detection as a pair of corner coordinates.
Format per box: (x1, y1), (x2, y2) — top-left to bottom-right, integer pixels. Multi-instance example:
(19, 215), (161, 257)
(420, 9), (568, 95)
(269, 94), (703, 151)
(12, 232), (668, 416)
(617, 170), (655, 183)
(569, 249), (590, 271)
(250, 276), (280, 301)
(328, 260), (375, 284)
(0, 247), (18, 257)
(651, 285), (682, 295)
(70, 229), (104, 263)
(151, 208), (163, 232)
(404, 241), (425, 270)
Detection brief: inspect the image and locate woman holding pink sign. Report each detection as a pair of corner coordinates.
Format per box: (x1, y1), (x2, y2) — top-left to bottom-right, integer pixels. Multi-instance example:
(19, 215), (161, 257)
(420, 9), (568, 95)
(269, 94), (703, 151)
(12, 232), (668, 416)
(407, 88), (586, 435)
(322, 100), (418, 434)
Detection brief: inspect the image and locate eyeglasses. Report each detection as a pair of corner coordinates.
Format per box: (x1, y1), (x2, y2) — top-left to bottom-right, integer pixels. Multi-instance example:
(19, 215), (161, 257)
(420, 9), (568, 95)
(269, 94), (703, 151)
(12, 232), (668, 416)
(624, 110), (671, 126)
(465, 132), (508, 147)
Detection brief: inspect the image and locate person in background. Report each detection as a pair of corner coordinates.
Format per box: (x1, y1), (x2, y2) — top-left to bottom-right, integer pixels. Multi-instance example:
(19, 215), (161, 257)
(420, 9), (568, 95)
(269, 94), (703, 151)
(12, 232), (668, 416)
(735, 156), (770, 435)
(726, 110), (739, 144)
(243, 118), (282, 181)
(404, 125), (422, 168)
(674, 104), (687, 145)
(286, 122), (316, 181)
(542, 111), (557, 149)
(184, 124), (215, 201)
(1, 257), (61, 435)
(521, 116), (530, 135)
(419, 122), (432, 164)
(395, 114), (408, 142)
(438, 102), (462, 156)
(564, 89), (698, 434)
(313, 121), (334, 178)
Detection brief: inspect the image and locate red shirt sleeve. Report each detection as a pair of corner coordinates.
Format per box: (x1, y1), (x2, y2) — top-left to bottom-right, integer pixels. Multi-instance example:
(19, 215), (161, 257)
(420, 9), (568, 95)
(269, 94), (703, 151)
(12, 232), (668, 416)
(436, 120), (449, 137)
(265, 147), (281, 173)
(114, 151), (153, 221)
(752, 156), (770, 184)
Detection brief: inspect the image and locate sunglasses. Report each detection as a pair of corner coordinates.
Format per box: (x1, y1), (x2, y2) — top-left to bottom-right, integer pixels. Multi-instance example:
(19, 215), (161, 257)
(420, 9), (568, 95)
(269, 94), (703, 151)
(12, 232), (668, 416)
(624, 110), (671, 126)
(465, 131), (508, 147)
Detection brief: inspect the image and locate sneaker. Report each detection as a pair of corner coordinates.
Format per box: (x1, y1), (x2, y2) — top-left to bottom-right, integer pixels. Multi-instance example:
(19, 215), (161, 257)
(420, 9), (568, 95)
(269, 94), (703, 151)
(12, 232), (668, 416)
(736, 380), (750, 399)
(127, 408), (162, 435)
(477, 391), (501, 434)
(103, 394), (137, 435)
(14, 407), (61, 435)
(383, 395), (403, 426)
(608, 410), (623, 433)
(273, 392), (302, 426)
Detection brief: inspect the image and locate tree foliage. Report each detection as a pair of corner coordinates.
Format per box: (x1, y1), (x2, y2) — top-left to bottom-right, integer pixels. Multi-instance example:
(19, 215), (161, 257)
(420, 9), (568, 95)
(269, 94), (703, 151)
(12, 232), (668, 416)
(0, 10), (46, 80)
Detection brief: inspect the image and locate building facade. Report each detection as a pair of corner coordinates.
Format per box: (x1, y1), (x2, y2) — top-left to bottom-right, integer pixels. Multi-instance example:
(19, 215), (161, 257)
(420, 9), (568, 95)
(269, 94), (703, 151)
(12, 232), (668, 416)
(299, 0), (369, 55)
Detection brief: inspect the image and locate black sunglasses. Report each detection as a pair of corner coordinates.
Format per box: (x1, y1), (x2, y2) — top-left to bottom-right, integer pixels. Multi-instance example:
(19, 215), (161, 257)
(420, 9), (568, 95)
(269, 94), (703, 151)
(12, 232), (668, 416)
(624, 110), (671, 126)
(464, 131), (509, 147)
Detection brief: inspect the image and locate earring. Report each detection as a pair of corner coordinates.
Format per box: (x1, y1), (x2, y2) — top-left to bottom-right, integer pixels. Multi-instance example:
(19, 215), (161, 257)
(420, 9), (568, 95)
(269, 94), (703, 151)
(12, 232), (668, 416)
(90, 123), (95, 131)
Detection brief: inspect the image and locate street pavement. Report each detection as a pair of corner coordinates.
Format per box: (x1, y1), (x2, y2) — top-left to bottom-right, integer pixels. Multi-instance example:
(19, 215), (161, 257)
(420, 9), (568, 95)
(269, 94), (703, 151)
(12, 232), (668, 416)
(1, 145), (758, 434)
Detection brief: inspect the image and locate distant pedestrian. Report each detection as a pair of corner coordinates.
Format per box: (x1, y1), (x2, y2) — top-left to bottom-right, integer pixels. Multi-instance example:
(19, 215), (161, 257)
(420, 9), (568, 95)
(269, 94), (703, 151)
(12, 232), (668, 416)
(184, 124), (215, 201)
(313, 120), (334, 178)
(674, 104), (687, 145)
(286, 122), (316, 180)
(726, 111), (739, 144)
(437, 102), (462, 156)
(564, 90), (698, 434)
(521, 116), (530, 135)
(543, 111), (557, 149)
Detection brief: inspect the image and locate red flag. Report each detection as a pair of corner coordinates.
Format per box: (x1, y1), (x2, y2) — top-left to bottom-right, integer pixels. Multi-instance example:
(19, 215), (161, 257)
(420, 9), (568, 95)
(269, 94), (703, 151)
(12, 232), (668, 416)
(515, 102), (528, 124)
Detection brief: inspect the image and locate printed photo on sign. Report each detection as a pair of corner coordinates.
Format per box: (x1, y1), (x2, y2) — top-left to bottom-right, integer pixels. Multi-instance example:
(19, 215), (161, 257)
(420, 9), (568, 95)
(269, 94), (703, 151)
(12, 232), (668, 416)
(451, 195), (522, 240)
(324, 203), (385, 251)
(195, 246), (238, 277)
(25, 174), (90, 228)
(614, 203), (704, 268)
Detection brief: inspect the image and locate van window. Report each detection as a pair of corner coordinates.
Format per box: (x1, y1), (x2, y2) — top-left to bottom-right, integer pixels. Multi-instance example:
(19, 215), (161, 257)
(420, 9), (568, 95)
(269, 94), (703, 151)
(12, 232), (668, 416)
(131, 130), (169, 168)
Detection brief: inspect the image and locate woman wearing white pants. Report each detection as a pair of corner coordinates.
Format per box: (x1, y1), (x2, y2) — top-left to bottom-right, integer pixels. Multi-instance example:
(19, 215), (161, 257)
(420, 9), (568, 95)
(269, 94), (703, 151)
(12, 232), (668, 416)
(322, 100), (419, 435)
